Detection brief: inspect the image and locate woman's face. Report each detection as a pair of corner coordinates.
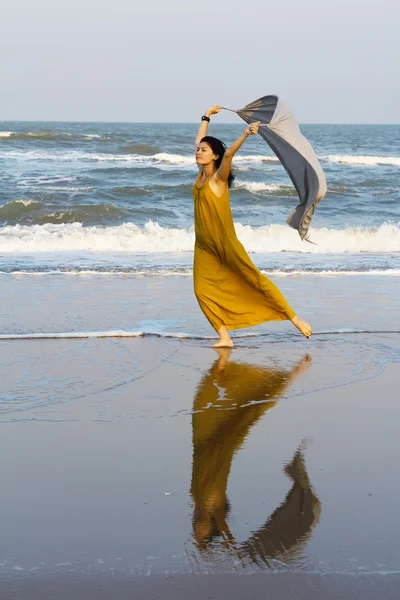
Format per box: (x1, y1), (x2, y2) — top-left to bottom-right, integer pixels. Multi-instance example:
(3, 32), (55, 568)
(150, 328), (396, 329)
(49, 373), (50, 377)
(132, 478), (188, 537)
(196, 142), (218, 166)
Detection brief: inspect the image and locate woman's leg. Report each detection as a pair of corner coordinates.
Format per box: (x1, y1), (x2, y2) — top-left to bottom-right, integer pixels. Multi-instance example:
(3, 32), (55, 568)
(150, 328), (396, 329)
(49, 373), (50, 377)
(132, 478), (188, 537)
(291, 315), (312, 338)
(213, 325), (233, 348)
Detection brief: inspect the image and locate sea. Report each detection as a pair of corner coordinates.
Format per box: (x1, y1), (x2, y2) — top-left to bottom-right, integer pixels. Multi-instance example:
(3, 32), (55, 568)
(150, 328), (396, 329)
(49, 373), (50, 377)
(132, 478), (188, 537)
(1, 121), (399, 276)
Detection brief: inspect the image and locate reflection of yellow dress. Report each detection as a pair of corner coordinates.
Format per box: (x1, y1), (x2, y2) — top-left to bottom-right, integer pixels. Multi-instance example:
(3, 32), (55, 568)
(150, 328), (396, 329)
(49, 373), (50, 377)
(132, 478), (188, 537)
(191, 357), (320, 563)
(191, 361), (295, 514)
(192, 176), (296, 331)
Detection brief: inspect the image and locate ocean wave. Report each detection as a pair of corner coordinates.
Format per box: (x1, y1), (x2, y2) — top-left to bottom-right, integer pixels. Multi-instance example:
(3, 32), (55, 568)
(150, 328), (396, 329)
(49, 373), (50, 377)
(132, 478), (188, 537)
(120, 143), (160, 155)
(0, 330), (216, 340)
(0, 131), (106, 142)
(152, 152), (194, 165)
(0, 149), (194, 167)
(0, 199), (41, 219)
(0, 199), (38, 209)
(234, 180), (296, 195)
(2, 268), (400, 277)
(112, 186), (154, 196)
(0, 149), (280, 169)
(1, 327), (399, 341)
(328, 184), (356, 195)
(1, 132), (73, 141)
(134, 153), (280, 166)
(235, 155), (280, 164)
(16, 186), (93, 192)
(2, 140), (399, 169)
(1, 221), (399, 253)
(0, 201), (126, 225)
(323, 155), (400, 167)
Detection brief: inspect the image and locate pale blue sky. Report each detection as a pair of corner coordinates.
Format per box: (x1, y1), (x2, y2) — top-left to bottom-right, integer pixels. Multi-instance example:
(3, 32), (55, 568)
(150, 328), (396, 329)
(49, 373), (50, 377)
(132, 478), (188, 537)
(1, 0), (399, 123)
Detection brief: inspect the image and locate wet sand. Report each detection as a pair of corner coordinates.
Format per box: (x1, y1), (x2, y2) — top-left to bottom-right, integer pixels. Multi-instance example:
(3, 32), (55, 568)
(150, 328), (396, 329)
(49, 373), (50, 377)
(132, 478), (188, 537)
(1, 329), (400, 598)
(2, 571), (400, 600)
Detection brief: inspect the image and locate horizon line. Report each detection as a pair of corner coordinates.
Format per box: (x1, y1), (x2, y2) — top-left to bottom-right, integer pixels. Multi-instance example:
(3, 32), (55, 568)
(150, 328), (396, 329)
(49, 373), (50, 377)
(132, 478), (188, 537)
(1, 119), (399, 126)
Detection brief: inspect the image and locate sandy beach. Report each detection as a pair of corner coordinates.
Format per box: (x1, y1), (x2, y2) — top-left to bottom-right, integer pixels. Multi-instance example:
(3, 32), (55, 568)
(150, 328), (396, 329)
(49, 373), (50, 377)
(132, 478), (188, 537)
(1, 272), (400, 598)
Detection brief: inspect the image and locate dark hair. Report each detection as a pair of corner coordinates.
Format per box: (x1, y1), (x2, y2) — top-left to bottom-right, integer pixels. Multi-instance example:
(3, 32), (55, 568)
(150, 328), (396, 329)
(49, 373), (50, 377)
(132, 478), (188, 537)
(201, 136), (235, 188)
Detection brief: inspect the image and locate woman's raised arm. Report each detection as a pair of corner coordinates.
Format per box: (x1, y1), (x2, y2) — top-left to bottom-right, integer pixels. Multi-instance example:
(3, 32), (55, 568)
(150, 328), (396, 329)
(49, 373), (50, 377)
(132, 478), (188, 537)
(194, 105), (222, 149)
(216, 121), (260, 183)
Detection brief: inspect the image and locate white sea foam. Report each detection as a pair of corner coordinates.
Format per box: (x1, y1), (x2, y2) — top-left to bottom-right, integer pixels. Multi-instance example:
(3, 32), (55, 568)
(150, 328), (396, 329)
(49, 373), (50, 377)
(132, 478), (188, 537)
(0, 328), (398, 340)
(260, 269), (400, 277)
(1, 221), (399, 254)
(0, 330), (146, 340)
(152, 152), (194, 165)
(0, 149), (280, 168)
(17, 185), (93, 192)
(234, 222), (400, 253)
(0, 131), (102, 140)
(150, 153), (279, 166)
(3, 146), (399, 168)
(0, 149), (195, 168)
(234, 155), (280, 164)
(322, 155), (400, 167)
(234, 180), (292, 194)
(0, 150), (76, 161)
(2, 269), (400, 277)
(1, 144), (399, 168)
(0, 330), (216, 340)
(0, 221), (194, 252)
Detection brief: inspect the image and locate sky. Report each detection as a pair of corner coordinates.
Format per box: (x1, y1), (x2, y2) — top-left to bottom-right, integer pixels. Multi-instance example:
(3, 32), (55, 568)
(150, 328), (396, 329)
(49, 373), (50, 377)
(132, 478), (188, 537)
(1, 0), (399, 123)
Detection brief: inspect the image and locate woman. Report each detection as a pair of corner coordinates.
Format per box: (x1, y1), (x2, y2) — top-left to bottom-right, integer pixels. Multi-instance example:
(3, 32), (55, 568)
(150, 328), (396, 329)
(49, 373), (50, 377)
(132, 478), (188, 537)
(193, 105), (312, 347)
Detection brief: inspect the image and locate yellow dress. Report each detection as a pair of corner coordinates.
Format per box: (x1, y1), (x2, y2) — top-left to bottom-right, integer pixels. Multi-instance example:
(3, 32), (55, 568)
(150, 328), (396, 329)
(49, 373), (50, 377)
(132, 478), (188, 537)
(192, 175), (296, 331)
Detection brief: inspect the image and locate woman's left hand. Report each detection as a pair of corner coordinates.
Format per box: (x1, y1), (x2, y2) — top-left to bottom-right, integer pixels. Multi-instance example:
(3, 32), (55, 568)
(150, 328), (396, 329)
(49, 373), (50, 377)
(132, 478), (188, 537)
(244, 121), (260, 136)
(206, 105), (222, 117)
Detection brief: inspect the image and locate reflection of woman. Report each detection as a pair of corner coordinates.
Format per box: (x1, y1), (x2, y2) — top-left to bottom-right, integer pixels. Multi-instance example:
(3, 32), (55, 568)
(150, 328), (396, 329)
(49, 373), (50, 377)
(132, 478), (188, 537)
(193, 105), (312, 348)
(190, 349), (320, 564)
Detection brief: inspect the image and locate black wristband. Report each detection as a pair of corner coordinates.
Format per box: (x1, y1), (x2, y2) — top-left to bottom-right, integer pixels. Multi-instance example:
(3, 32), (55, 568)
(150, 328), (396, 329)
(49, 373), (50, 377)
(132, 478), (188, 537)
(201, 115), (210, 122)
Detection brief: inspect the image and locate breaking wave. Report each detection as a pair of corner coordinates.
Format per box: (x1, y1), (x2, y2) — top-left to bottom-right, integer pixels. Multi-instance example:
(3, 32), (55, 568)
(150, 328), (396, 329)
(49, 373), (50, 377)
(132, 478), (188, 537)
(0, 131), (105, 141)
(0, 200), (125, 225)
(2, 145), (399, 169)
(1, 221), (399, 253)
(0, 149), (280, 168)
(1, 328), (399, 341)
(234, 180), (296, 195)
(2, 268), (400, 277)
(323, 155), (400, 167)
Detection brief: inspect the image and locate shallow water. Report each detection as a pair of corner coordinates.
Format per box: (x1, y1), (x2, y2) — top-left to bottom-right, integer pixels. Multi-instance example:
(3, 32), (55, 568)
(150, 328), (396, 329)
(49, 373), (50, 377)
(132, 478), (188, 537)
(1, 333), (399, 580)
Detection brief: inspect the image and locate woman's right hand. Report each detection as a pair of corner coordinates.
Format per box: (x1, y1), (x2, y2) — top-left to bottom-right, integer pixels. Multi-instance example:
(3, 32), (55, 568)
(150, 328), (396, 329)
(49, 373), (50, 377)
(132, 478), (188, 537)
(205, 105), (222, 117)
(244, 121), (260, 136)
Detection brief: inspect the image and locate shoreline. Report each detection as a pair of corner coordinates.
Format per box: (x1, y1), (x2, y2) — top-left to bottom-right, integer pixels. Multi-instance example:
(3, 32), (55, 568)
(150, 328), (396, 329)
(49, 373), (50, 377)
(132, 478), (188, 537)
(2, 572), (400, 600)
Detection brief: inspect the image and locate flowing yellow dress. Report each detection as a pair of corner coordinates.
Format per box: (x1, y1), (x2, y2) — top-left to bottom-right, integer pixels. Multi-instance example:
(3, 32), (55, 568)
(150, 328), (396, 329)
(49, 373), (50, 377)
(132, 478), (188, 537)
(193, 175), (296, 330)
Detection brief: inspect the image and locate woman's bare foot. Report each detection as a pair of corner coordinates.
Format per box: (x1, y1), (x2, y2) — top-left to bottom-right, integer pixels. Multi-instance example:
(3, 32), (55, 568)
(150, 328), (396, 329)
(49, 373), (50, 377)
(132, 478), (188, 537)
(291, 315), (312, 339)
(213, 338), (234, 348)
(213, 325), (234, 348)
